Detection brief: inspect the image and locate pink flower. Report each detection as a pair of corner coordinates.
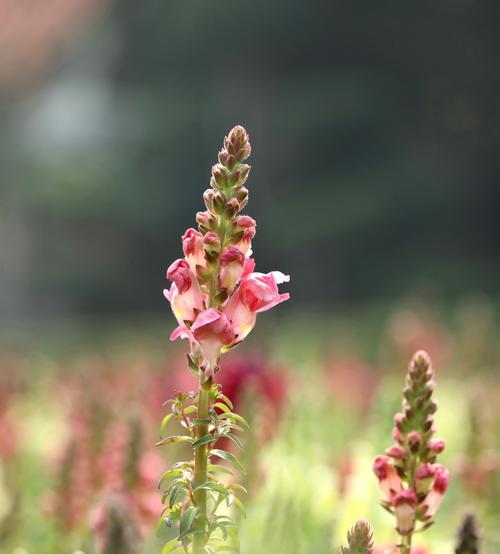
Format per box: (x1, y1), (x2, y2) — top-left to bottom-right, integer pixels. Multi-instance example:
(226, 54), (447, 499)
(415, 463), (436, 494)
(182, 228), (206, 273)
(191, 309), (236, 372)
(234, 215), (256, 254)
(203, 232), (221, 255)
(164, 259), (204, 325)
(222, 270), (289, 343)
(373, 456), (402, 503)
(420, 465), (450, 520)
(394, 489), (418, 536)
(238, 271), (290, 312)
(219, 246), (245, 291)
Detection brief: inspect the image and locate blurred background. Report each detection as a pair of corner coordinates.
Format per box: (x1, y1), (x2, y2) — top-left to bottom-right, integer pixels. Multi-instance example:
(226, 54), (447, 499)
(0, 1), (499, 553)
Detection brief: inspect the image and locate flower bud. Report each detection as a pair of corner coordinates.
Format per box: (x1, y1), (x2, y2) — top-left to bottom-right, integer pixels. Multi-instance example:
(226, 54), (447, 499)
(225, 198), (240, 217)
(407, 431), (422, 453)
(211, 164), (228, 190)
(211, 191), (226, 214)
(394, 489), (417, 536)
(203, 232), (221, 256)
(196, 210), (214, 233)
(394, 412), (405, 430)
(392, 427), (402, 442)
(428, 438), (445, 454)
(203, 189), (215, 211)
(386, 445), (405, 460)
(219, 246), (245, 291)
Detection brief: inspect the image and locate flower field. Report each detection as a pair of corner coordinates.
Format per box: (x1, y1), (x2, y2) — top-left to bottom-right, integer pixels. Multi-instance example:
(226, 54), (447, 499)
(1, 299), (499, 553)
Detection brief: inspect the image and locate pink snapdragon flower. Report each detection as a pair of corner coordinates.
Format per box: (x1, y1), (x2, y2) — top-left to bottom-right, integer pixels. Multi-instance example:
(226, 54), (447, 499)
(182, 228), (206, 274)
(222, 271), (290, 343)
(234, 215), (256, 255)
(373, 455), (402, 503)
(164, 259), (204, 325)
(191, 309), (236, 372)
(419, 465), (450, 520)
(394, 489), (418, 536)
(239, 271), (290, 312)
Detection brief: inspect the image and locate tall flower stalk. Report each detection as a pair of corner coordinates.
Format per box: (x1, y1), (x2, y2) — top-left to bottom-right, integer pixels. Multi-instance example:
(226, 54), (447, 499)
(372, 350), (450, 554)
(159, 126), (289, 553)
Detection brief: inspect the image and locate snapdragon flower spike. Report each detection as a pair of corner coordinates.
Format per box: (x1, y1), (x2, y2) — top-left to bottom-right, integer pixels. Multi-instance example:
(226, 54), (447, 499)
(164, 125), (289, 375)
(160, 126), (289, 554)
(341, 520), (374, 554)
(373, 351), (450, 553)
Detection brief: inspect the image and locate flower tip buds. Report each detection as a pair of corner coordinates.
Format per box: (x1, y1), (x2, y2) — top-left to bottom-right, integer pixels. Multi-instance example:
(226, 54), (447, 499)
(226, 125), (251, 162)
(341, 520), (374, 554)
(410, 350), (432, 373)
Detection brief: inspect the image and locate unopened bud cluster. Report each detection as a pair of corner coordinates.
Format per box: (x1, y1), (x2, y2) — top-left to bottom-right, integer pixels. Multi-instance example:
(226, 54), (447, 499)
(164, 126), (289, 375)
(373, 351), (450, 542)
(341, 520), (374, 554)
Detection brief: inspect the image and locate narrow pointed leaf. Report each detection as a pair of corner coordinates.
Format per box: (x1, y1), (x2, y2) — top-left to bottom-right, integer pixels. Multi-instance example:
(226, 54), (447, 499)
(192, 434), (213, 448)
(155, 435), (193, 447)
(210, 449), (246, 475)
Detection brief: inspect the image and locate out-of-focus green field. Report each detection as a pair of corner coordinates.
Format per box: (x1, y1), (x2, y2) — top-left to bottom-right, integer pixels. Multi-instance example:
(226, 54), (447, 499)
(1, 299), (499, 554)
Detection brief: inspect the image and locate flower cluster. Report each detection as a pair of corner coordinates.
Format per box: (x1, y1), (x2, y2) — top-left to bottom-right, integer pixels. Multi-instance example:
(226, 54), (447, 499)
(164, 126), (289, 375)
(372, 351), (449, 551)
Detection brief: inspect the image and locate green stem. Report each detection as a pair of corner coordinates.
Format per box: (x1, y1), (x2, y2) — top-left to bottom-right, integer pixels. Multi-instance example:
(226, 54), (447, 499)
(193, 377), (211, 554)
(400, 534), (412, 554)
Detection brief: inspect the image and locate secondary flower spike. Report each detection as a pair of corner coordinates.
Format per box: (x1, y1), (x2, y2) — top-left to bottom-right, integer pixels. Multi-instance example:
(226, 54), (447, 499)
(164, 125), (290, 375)
(341, 520), (374, 554)
(372, 350), (450, 554)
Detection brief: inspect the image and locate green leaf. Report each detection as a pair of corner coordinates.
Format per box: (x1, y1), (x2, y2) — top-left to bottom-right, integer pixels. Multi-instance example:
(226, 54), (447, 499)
(159, 468), (183, 488)
(180, 506), (199, 536)
(209, 449), (246, 475)
(214, 402), (231, 413)
(232, 497), (246, 517)
(160, 412), (175, 436)
(192, 434), (213, 448)
(178, 526), (206, 540)
(217, 393), (234, 410)
(156, 435), (193, 447)
(224, 432), (244, 451)
(184, 405), (197, 414)
(207, 464), (233, 475)
(169, 485), (182, 508)
(195, 481), (229, 497)
(187, 354), (203, 377)
(228, 483), (247, 495)
(162, 538), (179, 554)
(219, 412), (249, 429)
